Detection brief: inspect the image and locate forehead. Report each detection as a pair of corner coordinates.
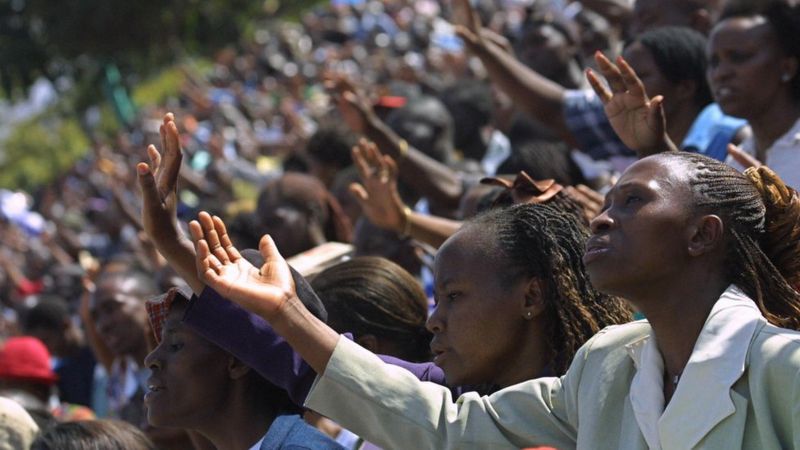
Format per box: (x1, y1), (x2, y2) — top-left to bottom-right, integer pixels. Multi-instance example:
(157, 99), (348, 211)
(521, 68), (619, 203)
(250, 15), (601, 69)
(91, 276), (143, 309)
(615, 156), (691, 196)
(710, 16), (773, 45)
(434, 226), (503, 281)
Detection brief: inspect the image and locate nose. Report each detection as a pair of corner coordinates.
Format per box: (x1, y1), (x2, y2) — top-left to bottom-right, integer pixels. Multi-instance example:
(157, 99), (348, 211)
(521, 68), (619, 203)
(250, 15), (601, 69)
(589, 208), (614, 235)
(144, 344), (162, 370)
(425, 305), (445, 334)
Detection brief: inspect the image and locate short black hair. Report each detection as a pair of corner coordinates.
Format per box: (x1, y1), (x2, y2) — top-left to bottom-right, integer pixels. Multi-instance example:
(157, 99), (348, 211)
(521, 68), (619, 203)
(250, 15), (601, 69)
(631, 26), (713, 107)
(304, 123), (355, 169)
(23, 296), (69, 332)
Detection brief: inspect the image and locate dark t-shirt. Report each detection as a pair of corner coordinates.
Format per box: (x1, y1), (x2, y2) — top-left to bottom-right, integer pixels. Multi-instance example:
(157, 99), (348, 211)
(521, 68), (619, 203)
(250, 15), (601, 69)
(54, 346), (96, 407)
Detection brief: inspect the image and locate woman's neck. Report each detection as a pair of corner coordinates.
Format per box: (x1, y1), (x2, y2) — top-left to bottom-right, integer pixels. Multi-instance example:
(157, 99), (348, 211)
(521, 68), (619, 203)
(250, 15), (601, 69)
(198, 401), (278, 450)
(631, 277), (729, 391)
(493, 320), (551, 388)
(748, 99), (800, 158)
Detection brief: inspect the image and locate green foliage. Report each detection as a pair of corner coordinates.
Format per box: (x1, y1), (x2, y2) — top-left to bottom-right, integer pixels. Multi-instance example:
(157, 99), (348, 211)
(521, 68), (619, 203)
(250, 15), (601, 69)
(0, 112), (89, 190)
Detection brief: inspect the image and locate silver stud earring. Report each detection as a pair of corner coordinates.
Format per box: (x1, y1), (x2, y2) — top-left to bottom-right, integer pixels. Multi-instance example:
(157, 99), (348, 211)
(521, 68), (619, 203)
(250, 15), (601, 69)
(525, 311), (533, 319)
(782, 73), (792, 82)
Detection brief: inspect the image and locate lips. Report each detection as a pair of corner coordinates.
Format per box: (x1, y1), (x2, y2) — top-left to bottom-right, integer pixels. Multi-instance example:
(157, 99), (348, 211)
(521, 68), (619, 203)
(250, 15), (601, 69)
(144, 378), (166, 404)
(430, 341), (449, 366)
(583, 237), (611, 264)
(714, 86), (737, 103)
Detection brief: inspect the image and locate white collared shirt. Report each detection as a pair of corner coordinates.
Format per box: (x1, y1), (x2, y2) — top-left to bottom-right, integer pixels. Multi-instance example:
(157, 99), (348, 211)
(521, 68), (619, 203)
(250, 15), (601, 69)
(727, 117), (800, 190)
(626, 285), (762, 449)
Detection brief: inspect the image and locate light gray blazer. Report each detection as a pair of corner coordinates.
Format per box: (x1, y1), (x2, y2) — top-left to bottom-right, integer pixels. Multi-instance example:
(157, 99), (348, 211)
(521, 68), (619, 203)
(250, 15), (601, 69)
(306, 318), (800, 449)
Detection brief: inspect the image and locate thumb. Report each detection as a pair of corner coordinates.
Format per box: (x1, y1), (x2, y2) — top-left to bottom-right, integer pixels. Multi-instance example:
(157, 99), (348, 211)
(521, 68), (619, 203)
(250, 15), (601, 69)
(348, 182), (369, 204)
(727, 144), (761, 169)
(650, 95), (666, 135)
(137, 162), (161, 207)
(454, 25), (479, 46)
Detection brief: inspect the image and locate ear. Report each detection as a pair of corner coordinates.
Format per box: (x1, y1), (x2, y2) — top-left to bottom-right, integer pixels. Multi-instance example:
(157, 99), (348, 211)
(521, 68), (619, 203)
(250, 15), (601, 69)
(687, 214), (724, 257)
(521, 278), (547, 320)
(227, 356), (251, 380)
(781, 56), (799, 82)
(354, 334), (380, 353)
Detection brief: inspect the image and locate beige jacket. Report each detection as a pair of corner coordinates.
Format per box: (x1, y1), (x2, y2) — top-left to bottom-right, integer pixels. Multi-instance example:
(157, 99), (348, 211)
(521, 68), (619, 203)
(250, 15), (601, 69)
(306, 287), (800, 449)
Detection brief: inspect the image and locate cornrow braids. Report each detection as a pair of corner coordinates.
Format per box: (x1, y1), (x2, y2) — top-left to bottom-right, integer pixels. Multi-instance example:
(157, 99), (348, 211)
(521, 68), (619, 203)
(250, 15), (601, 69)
(467, 203), (633, 375)
(659, 152), (800, 330)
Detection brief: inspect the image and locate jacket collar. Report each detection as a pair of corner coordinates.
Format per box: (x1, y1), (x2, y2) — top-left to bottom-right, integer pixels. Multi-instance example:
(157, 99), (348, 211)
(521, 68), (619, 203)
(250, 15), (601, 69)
(625, 285), (763, 449)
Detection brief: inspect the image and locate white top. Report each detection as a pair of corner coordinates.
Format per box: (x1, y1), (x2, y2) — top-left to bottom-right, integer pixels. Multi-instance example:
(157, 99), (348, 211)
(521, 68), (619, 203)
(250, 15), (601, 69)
(247, 433), (267, 450)
(727, 117), (800, 190)
(626, 285), (761, 449)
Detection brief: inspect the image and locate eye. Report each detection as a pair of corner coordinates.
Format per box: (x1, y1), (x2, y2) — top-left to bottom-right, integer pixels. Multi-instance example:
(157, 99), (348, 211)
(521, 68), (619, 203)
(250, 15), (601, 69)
(168, 341), (184, 352)
(624, 194), (642, 206)
(446, 292), (461, 302)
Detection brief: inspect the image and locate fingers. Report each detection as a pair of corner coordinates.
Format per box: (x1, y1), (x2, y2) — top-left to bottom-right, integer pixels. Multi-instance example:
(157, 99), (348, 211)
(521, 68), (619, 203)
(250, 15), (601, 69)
(649, 95), (667, 137)
(197, 212), (230, 265)
(212, 215), (242, 263)
(137, 162), (162, 210)
(594, 52), (626, 94)
(352, 141), (372, 181)
(189, 220), (223, 279)
(147, 145), (162, 174)
(157, 115), (183, 201)
(586, 68), (613, 104)
(617, 56), (648, 100)
(348, 182), (369, 204)
(727, 144), (762, 169)
(258, 234), (293, 290)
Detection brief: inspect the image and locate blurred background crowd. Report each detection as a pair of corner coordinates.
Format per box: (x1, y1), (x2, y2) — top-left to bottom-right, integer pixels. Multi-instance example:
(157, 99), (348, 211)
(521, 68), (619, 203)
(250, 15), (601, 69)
(0, 0), (798, 448)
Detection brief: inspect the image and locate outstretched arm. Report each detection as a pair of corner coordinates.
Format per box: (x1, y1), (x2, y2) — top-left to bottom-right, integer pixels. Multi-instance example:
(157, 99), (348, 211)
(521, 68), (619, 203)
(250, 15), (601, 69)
(452, 0), (574, 145)
(349, 139), (462, 248)
(188, 212), (339, 373)
(136, 113), (204, 294)
(586, 52), (679, 158)
(328, 77), (464, 211)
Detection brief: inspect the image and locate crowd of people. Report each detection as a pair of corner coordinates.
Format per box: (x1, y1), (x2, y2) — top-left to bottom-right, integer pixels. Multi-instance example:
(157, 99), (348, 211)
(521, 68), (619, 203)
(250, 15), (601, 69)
(0, 0), (799, 448)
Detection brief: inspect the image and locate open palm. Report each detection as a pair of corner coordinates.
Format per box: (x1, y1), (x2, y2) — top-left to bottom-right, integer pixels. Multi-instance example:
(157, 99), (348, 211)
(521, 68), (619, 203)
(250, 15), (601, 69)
(189, 212), (296, 320)
(587, 53), (671, 157)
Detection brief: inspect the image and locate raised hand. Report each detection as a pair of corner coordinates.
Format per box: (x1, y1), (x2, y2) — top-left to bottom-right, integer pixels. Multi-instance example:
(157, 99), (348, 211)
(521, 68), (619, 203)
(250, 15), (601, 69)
(137, 113), (183, 243)
(324, 74), (376, 134)
(348, 139), (408, 234)
(587, 52), (677, 157)
(189, 211), (296, 320)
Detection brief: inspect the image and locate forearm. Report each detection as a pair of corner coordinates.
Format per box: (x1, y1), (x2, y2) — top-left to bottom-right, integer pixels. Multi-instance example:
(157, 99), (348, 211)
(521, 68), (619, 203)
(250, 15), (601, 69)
(407, 212), (462, 249)
(269, 296), (340, 375)
(364, 119), (463, 209)
(470, 41), (574, 143)
(150, 229), (205, 295)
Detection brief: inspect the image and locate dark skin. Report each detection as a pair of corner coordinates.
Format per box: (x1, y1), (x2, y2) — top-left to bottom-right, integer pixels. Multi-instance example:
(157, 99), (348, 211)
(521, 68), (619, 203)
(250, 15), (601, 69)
(90, 275), (151, 364)
(584, 55), (731, 403)
(428, 225), (548, 388)
(145, 299), (276, 450)
(708, 16), (800, 162)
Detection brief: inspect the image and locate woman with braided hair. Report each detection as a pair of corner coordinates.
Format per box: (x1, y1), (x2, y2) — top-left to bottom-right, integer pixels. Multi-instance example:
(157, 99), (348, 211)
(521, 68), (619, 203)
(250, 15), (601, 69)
(187, 49), (800, 448)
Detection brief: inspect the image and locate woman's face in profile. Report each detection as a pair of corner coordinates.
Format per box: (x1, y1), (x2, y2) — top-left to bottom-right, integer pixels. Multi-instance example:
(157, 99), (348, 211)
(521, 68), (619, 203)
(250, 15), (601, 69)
(583, 157), (695, 298)
(428, 226), (533, 387)
(144, 301), (230, 429)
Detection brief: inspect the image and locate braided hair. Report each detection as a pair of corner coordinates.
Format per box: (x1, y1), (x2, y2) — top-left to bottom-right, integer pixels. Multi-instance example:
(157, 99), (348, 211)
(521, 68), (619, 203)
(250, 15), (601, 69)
(311, 257), (432, 362)
(466, 203), (633, 374)
(658, 152), (800, 329)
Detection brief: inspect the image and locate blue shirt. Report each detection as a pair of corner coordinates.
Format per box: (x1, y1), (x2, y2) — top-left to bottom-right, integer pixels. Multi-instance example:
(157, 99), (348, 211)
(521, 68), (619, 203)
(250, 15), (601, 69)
(260, 414), (345, 450)
(563, 90), (746, 161)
